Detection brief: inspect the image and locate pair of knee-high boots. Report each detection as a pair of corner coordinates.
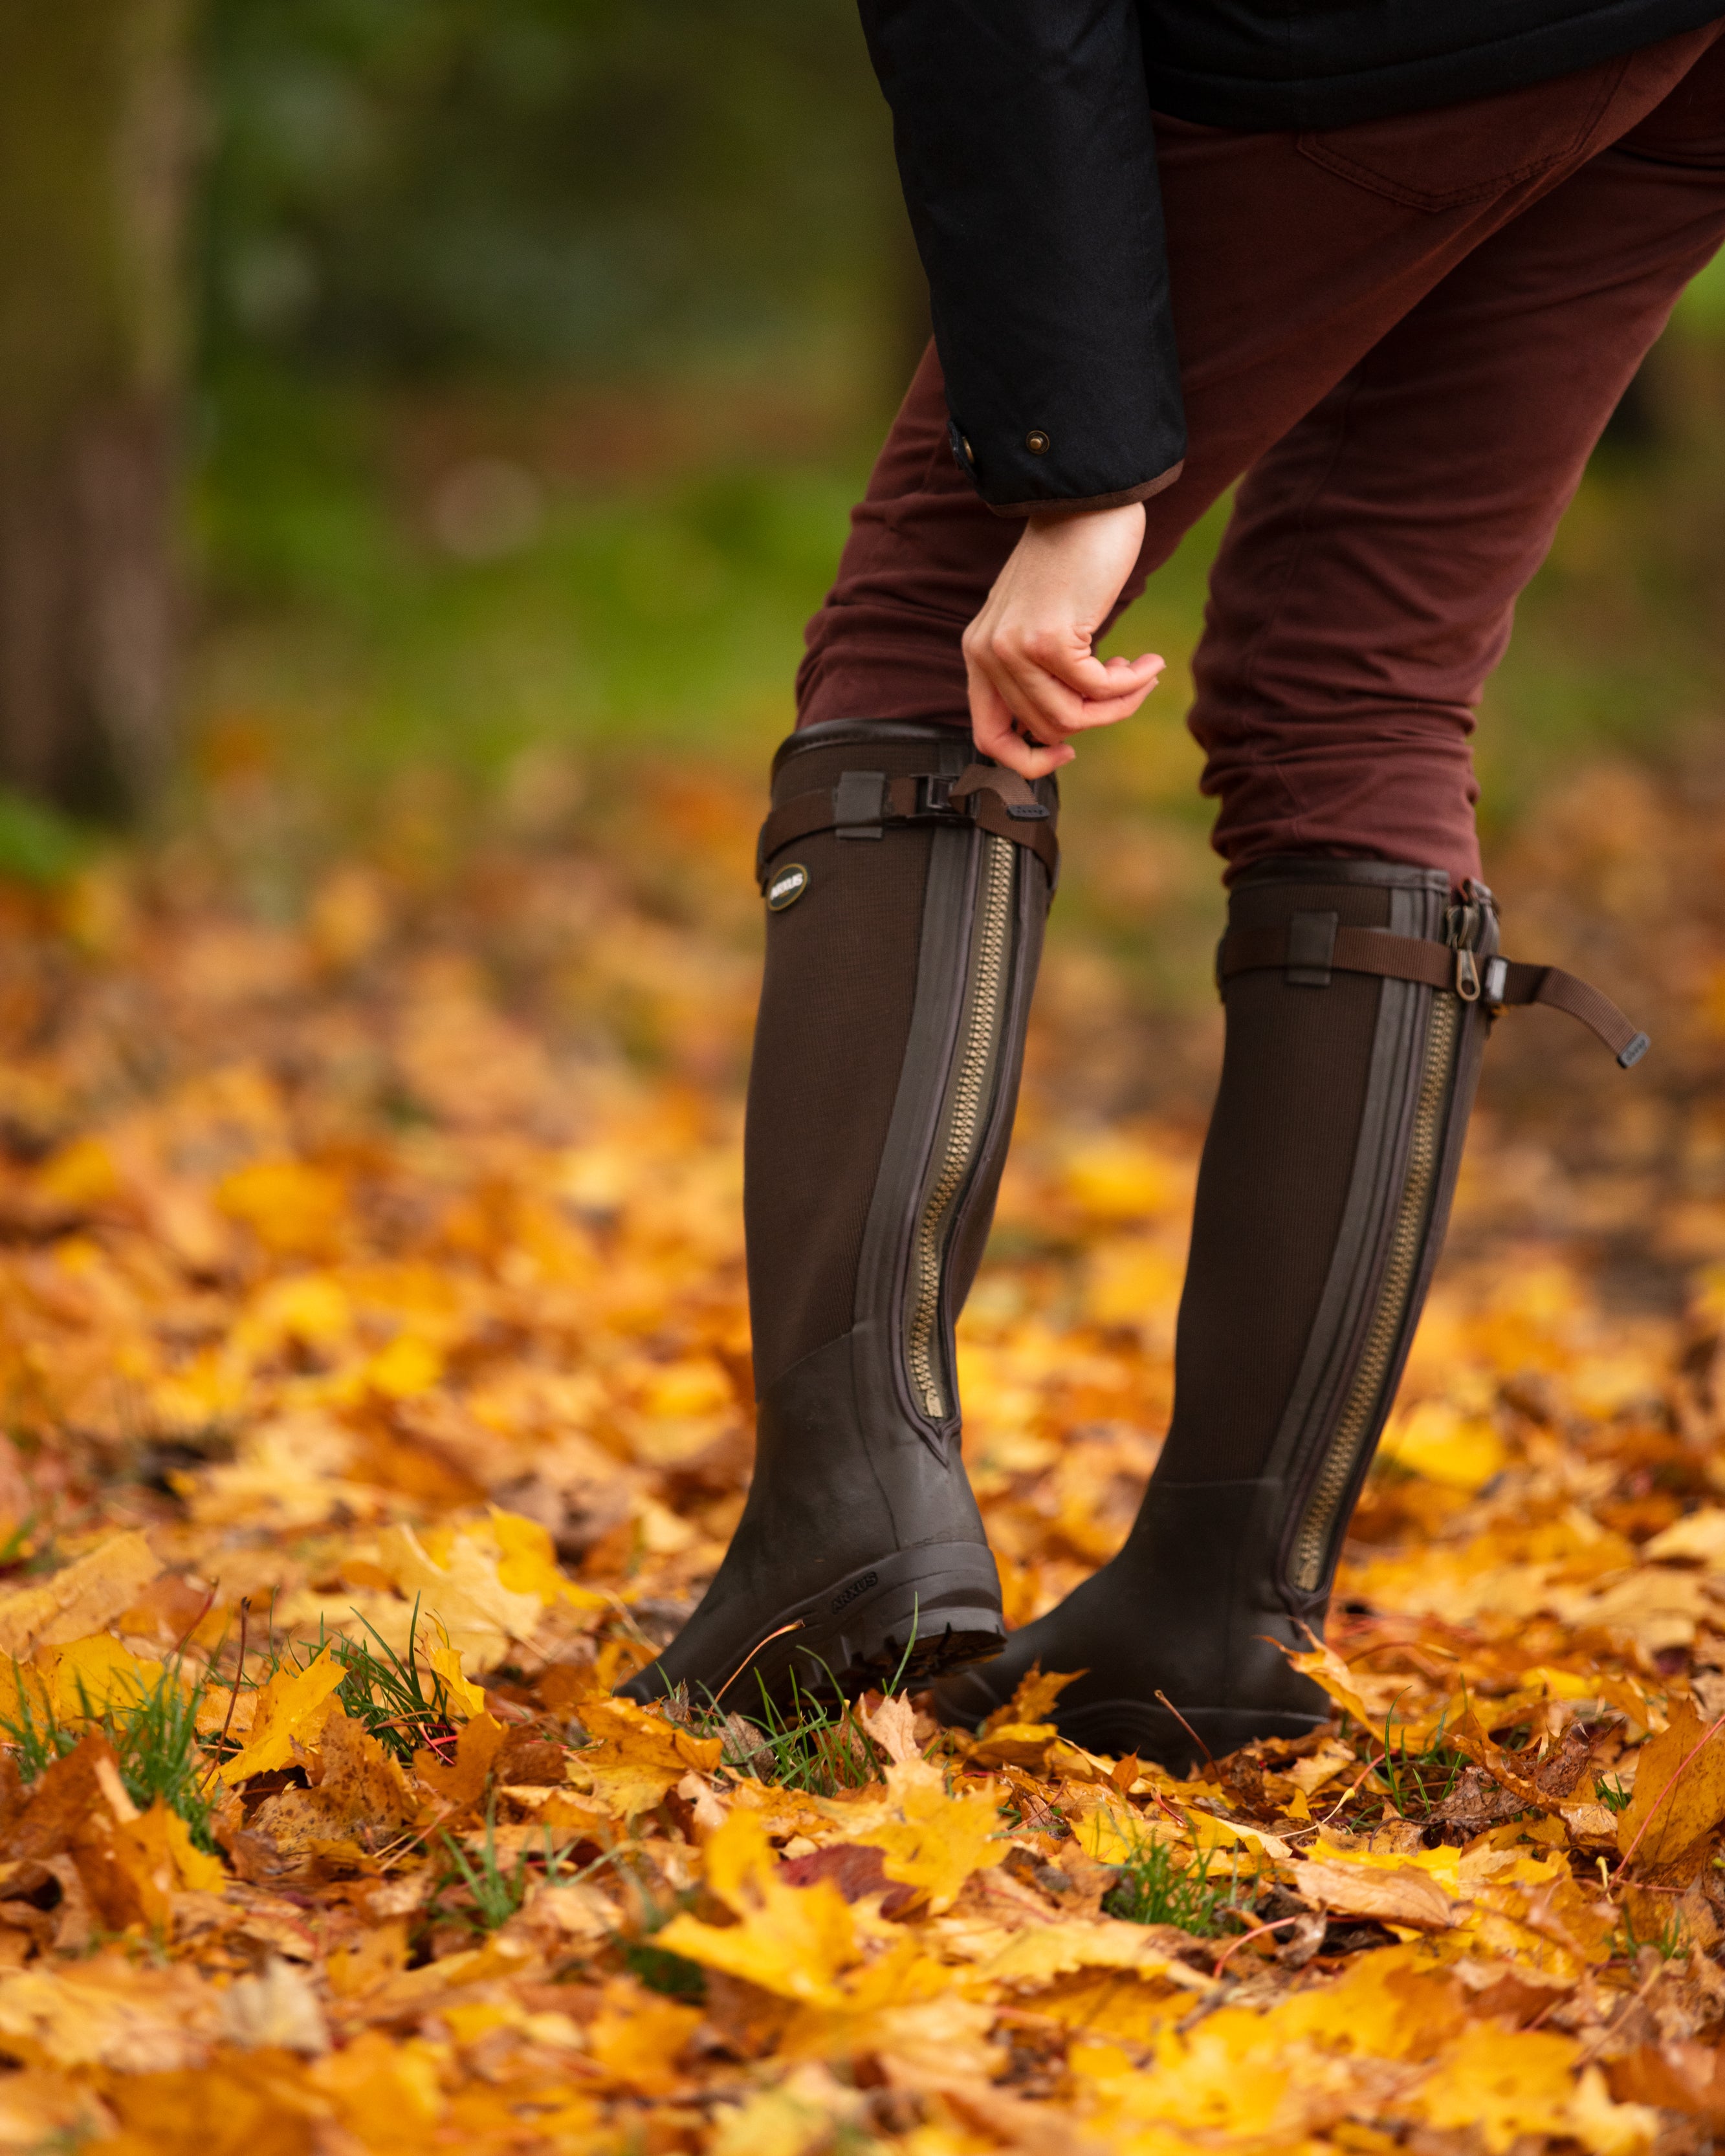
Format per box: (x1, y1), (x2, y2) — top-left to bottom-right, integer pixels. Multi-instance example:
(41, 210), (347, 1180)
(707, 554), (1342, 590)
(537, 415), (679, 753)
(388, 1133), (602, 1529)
(620, 723), (1648, 1770)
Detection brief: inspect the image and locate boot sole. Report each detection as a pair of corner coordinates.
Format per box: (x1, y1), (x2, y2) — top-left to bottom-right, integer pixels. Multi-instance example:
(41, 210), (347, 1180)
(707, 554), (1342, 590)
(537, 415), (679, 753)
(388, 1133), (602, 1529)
(628, 1545), (1005, 1717)
(1053, 1698), (1330, 1776)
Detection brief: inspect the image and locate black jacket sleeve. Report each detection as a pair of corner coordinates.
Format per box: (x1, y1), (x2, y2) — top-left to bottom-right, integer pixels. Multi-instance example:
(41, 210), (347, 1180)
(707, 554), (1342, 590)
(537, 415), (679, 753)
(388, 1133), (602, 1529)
(859, 0), (1185, 516)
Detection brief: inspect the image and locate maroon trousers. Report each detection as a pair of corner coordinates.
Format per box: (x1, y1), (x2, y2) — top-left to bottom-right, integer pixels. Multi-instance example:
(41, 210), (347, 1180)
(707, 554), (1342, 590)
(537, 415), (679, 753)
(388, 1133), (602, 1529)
(798, 25), (1725, 889)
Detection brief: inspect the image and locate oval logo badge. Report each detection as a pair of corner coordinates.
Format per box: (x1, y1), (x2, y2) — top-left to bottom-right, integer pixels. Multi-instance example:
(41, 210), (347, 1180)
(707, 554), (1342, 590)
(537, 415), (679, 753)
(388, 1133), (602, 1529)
(766, 862), (809, 911)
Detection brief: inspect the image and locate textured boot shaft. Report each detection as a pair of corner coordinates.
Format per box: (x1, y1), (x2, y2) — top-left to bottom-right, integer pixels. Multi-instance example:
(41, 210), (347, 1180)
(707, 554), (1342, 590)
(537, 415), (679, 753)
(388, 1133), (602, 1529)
(747, 721), (1055, 1409)
(938, 855), (1499, 1766)
(619, 720), (1055, 1710)
(1169, 857), (1498, 1622)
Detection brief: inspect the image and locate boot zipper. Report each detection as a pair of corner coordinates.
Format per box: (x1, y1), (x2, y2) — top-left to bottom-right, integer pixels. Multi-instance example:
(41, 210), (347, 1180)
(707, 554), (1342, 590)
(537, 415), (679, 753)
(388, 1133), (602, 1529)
(905, 833), (1016, 1422)
(1289, 972), (1464, 1595)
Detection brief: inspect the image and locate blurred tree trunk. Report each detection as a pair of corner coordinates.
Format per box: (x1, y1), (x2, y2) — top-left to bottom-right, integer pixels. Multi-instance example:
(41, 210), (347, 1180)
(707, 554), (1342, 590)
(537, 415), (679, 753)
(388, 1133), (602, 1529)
(0, 0), (195, 816)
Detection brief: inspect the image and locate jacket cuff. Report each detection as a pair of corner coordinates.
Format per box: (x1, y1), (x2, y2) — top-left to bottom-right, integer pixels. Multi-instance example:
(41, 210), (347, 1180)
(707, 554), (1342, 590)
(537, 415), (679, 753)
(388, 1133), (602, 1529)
(983, 461), (1185, 520)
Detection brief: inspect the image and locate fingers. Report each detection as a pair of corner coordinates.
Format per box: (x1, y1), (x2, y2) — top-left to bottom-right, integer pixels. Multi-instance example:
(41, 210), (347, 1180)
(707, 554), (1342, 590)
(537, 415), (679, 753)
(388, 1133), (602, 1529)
(961, 501), (1160, 771)
(982, 639), (1163, 745)
(969, 668), (1075, 780)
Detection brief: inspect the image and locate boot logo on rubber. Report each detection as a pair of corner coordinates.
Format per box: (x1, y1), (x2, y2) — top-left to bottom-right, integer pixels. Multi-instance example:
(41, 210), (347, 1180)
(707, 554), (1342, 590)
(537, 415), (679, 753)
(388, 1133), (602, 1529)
(765, 862), (809, 911)
(830, 1570), (878, 1613)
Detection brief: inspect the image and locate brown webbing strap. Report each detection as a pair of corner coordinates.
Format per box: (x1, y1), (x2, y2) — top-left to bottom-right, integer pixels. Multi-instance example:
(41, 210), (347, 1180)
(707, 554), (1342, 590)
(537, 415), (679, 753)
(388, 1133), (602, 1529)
(756, 764), (1059, 889)
(1493, 960), (1650, 1067)
(1216, 924), (1651, 1069)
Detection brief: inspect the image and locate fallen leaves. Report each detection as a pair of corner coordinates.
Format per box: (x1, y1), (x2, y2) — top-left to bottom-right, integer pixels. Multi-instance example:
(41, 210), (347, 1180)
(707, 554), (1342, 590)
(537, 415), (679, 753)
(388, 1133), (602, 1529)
(1290, 1855), (1457, 1931)
(216, 1647), (347, 1784)
(0, 767), (1722, 2151)
(0, 1532), (160, 1661)
(1616, 1696), (1725, 1871)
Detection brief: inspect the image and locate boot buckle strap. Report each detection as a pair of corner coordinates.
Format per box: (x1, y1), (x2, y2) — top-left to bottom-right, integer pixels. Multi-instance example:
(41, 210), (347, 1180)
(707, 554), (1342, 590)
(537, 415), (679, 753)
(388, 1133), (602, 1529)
(756, 767), (1061, 891)
(1216, 922), (1649, 1066)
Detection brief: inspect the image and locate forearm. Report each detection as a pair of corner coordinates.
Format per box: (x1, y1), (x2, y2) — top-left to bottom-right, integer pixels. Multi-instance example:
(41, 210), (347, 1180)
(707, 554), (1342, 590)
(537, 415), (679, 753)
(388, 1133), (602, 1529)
(859, 0), (1185, 513)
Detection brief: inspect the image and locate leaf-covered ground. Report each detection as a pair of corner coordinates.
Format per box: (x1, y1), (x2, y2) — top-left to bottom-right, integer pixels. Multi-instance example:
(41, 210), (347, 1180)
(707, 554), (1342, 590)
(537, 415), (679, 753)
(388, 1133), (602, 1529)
(0, 752), (1722, 2153)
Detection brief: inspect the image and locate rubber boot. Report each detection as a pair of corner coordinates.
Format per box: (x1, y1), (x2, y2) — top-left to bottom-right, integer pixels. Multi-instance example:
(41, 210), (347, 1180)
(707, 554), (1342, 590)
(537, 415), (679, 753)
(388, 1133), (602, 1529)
(934, 857), (1500, 1770)
(619, 719), (1058, 1714)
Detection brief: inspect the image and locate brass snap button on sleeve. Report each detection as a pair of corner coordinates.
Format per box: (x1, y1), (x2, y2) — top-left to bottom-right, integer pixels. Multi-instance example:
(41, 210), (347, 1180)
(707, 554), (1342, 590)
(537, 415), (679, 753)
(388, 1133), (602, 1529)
(1026, 430), (1050, 455)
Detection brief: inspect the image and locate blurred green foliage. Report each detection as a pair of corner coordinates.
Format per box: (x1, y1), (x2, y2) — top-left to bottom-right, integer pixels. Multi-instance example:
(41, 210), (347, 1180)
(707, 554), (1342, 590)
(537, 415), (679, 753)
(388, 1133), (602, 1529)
(189, 1), (1725, 880)
(200, 0), (897, 379)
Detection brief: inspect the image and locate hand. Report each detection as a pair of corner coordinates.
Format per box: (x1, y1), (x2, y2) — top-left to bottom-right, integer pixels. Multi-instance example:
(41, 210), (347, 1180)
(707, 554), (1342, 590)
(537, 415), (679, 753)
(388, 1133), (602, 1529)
(962, 501), (1163, 780)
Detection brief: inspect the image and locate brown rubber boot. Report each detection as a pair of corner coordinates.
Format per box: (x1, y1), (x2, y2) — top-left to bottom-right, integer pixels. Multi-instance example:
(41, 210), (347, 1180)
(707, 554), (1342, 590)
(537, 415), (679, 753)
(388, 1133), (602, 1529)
(619, 720), (1058, 1715)
(935, 857), (1647, 1771)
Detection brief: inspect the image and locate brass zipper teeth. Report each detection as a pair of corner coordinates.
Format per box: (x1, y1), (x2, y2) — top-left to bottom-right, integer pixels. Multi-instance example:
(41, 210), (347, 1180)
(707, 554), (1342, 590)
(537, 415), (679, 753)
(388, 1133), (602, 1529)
(1291, 990), (1460, 1593)
(905, 834), (1015, 1421)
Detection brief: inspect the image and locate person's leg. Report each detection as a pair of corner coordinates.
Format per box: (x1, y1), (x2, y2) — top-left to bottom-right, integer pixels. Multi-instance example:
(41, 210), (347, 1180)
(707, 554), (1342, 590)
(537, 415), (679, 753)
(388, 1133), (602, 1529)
(938, 53), (1725, 1763)
(798, 23), (1724, 739)
(620, 726), (1057, 1708)
(639, 26), (1725, 1717)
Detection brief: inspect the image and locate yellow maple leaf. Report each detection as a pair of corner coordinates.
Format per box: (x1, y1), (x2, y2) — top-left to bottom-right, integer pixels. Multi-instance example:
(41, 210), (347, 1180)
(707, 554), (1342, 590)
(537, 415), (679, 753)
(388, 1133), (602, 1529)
(216, 1157), (347, 1259)
(1070, 1792), (1163, 1866)
(0, 1533), (162, 1662)
(659, 1807), (946, 2027)
(1063, 1134), (1182, 1221)
(484, 1506), (608, 1608)
(218, 1645), (348, 1783)
(308, 2027), (446, 2148)
(568, 1691), (722, 1820)
(853, 1759), (1006, 1913)
(979, 1661), (1080, 1737)
(39, 1637), (172, 1723)
(978, 1916), (1197, 1990)
(425, 1639), (488, 1719)
(1409, 2025), (1652, 2155)
(1378, 1397), (1508, 1491)
(587, 1977), (702, 2095)
(658, 1814), (860, 2006)
(110, 1799), (226, 1928)
(377, 1522), (542, 1665)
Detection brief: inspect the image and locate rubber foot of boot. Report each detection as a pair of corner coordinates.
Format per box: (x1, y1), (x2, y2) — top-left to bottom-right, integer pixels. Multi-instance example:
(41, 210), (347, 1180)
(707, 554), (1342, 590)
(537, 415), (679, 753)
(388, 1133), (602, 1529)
(617, 1543), (1005, 1716)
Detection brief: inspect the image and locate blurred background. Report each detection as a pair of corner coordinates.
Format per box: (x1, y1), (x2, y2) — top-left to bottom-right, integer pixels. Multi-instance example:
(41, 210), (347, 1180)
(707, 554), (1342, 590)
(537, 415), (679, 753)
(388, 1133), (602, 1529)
(6, 0), (1725, 1308)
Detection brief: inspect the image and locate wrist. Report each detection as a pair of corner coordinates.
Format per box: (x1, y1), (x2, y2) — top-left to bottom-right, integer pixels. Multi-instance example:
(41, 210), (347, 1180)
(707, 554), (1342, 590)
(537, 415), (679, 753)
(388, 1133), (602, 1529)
(1026, 499), (1145, 538)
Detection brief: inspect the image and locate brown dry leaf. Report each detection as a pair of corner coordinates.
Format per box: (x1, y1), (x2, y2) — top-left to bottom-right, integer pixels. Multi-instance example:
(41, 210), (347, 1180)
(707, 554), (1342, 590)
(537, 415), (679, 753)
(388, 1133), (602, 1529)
(852, 1690), (921, 1765)
(1291, 1857), (1458, 1931)
(250, 1711), (414, 1855)
(1607, 2041), (1725, 2125)
(413, 1709), (507, 1807)
(1616, 1696), (1725, 1869)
